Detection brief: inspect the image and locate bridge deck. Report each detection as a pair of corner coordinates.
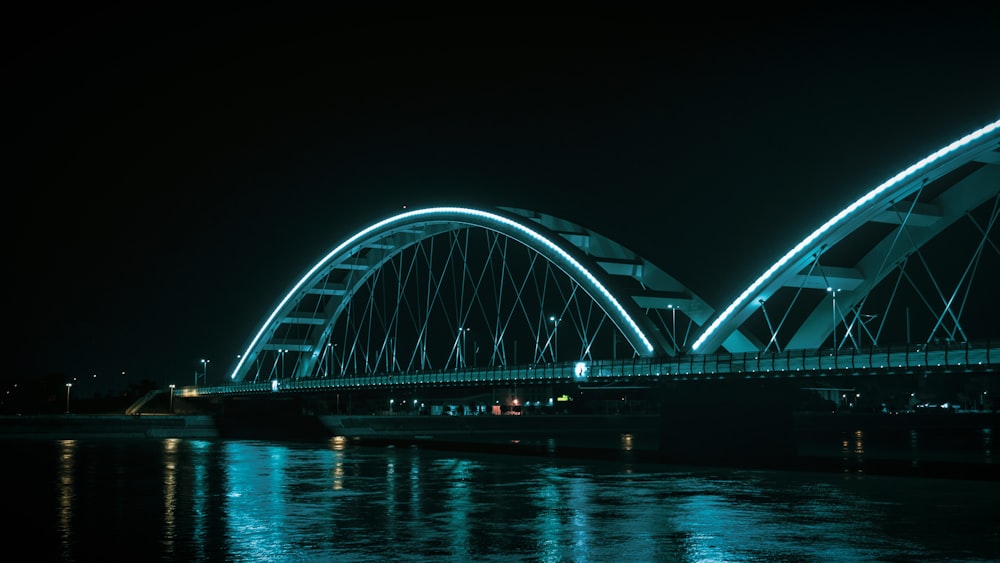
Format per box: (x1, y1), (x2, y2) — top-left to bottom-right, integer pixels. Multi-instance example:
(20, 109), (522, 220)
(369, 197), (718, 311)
(185, 342), (997, 397)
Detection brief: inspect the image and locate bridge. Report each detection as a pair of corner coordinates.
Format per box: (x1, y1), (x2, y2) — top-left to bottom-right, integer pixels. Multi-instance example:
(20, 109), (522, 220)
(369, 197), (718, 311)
(178, 119), (999, 415)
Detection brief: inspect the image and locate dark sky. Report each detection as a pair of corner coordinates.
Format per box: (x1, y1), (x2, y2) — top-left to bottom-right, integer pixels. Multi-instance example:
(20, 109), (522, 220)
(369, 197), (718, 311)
(8, 9), (1000, 386)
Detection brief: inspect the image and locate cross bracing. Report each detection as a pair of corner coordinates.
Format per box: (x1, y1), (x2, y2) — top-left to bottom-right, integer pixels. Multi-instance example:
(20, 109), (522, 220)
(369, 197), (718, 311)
(226, 119), (1000, 385)
(229, 207), (716, 383)
(693, 118), (1000, 354)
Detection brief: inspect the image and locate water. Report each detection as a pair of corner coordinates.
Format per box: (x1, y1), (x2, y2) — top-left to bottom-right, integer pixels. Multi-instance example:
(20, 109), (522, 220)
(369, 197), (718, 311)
(3, 437), (998, 562)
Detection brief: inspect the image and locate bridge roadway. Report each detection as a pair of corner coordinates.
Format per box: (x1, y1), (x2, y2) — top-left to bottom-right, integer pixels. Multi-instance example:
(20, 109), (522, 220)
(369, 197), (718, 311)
(183, 340), (997, 398)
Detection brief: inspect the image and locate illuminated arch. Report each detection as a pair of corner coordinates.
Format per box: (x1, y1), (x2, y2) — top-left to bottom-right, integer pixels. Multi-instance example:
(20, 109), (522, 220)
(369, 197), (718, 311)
(500, 207), (755, 353)
(229, 206), (703, 382)
(692, 118), (1000, 353)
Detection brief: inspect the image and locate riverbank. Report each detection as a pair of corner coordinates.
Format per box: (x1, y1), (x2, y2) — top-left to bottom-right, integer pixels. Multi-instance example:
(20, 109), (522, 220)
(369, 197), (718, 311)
(2, 412), (996, 480)
(0, 414), (220, 439)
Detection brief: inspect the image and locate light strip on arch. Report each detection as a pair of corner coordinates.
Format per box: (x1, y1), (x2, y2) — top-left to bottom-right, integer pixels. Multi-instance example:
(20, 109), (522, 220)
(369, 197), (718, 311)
(231, 206), (655, 380)
(692, 118), (1000, 352)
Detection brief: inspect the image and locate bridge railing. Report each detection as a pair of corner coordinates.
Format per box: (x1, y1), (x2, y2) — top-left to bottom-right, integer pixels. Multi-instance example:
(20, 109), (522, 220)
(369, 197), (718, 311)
(654, 340), (996, 376)
(187, 340), (996, 396)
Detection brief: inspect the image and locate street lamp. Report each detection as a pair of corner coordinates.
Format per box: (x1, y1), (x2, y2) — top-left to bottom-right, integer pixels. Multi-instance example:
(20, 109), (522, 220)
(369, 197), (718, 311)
(460, 328), (470, 368)
(65, 383), (72, 413)
(668, 305), (680, 354)
(169, 384), (176, 413)
(827, 287), (841, 349)
(549, 316), (560, 362)
(201, 358), (210, 384)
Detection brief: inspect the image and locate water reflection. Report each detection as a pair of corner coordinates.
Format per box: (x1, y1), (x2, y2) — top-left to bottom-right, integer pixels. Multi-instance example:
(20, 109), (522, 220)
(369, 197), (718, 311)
(620, 433), (634, 452)
(9, 438), (1000, 561)
(224, 442), (302, 561)
(329, 435), (348, 490)
(57, 439), (76, 560)
(162, 438), (178, 559)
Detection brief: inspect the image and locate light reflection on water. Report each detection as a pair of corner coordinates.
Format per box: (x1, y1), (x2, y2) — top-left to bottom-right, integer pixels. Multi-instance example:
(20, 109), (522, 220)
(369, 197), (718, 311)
(6, 437), (999, 562)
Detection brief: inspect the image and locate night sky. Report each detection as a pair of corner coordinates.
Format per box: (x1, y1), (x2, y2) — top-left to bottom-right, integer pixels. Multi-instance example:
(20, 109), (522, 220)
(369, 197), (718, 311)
(8, 9), (1000, 387)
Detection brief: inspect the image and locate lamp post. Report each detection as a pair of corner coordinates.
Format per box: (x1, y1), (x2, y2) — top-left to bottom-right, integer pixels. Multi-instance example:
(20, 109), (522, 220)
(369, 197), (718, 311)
(827, 288), (841, 349)
(200, 358), (210, 385)
(65, 383), (72, 413)
(169, 384), (175, 413)
(549, 316), (560, 362)
(669, 305), (679, 354)
(460, 328), (470, 368)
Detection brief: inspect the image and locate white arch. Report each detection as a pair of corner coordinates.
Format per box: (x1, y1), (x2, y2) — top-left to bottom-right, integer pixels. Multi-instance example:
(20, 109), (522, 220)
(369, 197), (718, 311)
(229, 206), (660, 382)
(692, 118), (1000, 353)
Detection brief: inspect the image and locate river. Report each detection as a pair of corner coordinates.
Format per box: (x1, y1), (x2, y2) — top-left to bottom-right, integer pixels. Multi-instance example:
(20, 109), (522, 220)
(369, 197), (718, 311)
(3, 436), (998, 561)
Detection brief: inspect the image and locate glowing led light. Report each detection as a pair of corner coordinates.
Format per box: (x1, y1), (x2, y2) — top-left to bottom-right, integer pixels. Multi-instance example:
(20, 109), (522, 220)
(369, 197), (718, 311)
(232, 206), (655, 380)
(692, 118), (1000, 352)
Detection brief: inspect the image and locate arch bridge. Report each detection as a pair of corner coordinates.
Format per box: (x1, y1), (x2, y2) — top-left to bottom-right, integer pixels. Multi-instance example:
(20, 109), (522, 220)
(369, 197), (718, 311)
(189, 119), (1000, 401)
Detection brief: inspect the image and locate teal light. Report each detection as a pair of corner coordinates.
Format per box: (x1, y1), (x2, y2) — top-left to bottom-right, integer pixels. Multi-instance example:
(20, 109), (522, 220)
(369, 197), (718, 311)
(692, 118), (1000, 352)
(231, 206), (655, 380)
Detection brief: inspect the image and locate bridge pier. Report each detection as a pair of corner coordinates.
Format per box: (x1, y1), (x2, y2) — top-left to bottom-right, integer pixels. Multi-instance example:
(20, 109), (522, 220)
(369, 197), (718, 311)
(213, 396), (333, 440)
(656, 379), (800, 468)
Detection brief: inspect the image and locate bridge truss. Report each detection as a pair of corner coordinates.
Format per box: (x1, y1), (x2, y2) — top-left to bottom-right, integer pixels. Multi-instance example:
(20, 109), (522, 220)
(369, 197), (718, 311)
(226, 119), (1000, 386)
(228, 207), (722, 383)
(693, 119), (1000, 354)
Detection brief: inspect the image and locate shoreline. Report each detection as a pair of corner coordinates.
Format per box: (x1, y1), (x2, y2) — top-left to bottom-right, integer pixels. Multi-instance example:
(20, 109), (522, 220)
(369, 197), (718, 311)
(2, 412), (996, 480)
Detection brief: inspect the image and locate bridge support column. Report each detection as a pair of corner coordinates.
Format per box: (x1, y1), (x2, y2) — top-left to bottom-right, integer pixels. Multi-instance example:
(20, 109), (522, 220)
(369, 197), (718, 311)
(657, 379), (799, 468)
(215, 396), (332, 440)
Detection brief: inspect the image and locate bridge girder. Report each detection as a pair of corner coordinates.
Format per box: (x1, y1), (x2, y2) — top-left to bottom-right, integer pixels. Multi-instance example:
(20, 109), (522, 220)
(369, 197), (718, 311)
(225, 120), (999, 384)
(692, 119), (1000, 354)
(229, 207), (719, 383)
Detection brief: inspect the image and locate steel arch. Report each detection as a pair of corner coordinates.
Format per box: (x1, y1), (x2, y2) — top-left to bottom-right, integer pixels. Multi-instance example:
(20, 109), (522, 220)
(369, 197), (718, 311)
(228, 206), (707, 382)
(500, 207), (756, 353)
(692, 118), (1000, 354)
